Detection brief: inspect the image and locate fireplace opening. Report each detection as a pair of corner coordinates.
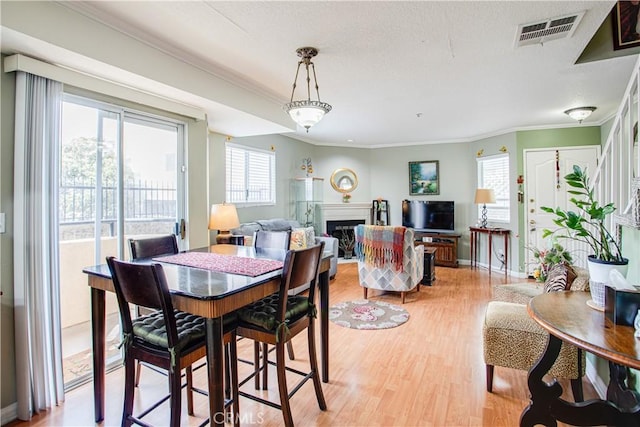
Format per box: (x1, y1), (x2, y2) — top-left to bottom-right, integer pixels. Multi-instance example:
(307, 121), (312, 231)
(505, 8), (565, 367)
(326, 219), (365, 258)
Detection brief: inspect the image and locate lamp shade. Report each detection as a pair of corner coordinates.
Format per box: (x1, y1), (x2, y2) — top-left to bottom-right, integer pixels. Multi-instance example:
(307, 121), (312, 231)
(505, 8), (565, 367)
(283, 47), (332, 132)
(287, 102), (330, 131)
(474, 188), (496, 204)
(208, 203), (240, 231)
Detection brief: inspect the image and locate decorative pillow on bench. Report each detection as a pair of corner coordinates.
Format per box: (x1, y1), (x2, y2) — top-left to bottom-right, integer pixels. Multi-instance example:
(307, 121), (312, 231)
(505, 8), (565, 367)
(544, 263), (577, 293)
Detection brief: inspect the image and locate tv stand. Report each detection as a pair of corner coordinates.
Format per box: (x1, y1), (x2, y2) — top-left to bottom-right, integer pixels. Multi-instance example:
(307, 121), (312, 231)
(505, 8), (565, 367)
(414, 232), (460, 268)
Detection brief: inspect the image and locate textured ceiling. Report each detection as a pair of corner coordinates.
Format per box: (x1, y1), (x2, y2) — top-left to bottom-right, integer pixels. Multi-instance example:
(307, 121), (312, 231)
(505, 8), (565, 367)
(4, 1), (637, 148)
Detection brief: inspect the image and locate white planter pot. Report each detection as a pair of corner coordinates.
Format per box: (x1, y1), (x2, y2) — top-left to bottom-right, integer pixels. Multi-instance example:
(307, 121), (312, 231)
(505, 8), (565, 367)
(586, 256), (629, 308)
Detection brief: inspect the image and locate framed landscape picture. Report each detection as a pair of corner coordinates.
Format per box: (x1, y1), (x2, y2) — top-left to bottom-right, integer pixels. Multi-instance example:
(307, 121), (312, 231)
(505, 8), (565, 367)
(612, 1), (640, 50)
(409, 160), (439, 195)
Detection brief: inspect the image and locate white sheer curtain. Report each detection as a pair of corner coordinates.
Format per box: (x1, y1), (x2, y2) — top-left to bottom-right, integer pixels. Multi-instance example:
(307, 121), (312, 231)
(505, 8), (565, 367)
(13, 71), (64, 420)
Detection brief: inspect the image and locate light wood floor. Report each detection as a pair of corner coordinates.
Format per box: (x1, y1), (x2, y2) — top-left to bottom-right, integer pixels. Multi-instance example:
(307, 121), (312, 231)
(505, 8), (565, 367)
(9, 263), (598, 426)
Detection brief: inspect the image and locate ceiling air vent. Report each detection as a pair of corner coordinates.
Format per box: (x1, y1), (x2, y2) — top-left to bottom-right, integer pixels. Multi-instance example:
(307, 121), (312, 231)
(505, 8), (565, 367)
(515, 11), (585, 47)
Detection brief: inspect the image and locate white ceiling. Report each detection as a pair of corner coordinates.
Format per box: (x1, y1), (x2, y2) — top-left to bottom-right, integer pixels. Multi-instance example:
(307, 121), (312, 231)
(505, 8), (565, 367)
(3, 1), (638, 148)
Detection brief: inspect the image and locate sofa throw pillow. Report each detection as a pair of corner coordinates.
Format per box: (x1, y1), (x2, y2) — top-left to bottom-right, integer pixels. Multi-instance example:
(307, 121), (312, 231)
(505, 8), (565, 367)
(544, 263), (577, 293)
(570, 267), (590, 292)
(290, 229), (307, 250)
(302, 226), (315, 245)
(290, 226), (315, 250)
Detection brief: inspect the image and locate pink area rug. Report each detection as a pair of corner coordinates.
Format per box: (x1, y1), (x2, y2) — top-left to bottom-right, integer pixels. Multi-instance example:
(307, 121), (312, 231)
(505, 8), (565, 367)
(329, 300), (409, 330)
(154, 252), (283, 277)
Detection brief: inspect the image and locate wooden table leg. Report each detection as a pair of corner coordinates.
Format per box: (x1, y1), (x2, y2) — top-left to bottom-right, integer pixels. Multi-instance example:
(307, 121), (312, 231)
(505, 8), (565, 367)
(91, 287), (105, 423)
(521, 334), (640, 426)
(504, 233), (508, 278)
(319, 269), (329, 383)
(520, 334), (563, 427)
(470, 231), (475, 269)
(488, 232), (493, 275)
(205, 318), (225, 427)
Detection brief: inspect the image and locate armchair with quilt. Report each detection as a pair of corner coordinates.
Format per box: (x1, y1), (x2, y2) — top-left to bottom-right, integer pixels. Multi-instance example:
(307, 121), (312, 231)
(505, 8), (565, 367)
(354, 225), (424, 304)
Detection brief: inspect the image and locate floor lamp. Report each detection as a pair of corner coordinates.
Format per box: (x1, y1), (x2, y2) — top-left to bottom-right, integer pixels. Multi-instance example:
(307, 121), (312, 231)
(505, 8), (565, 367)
(474, 188), (495, 228)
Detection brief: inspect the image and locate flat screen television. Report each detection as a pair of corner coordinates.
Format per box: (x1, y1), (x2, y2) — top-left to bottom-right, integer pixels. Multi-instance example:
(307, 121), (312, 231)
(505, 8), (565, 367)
(402, 200), (455, 233)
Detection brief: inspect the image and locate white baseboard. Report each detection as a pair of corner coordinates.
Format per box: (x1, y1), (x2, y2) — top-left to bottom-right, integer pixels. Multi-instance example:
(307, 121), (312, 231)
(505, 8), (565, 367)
(1, 402), (18, 424)
(467, 260), (526, 279)
(586, 357), (607, 399)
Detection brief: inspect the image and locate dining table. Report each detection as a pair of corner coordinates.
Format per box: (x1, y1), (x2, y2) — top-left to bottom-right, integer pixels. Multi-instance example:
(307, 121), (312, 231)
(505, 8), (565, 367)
(522, 291), (640, 426)
(83, 244), (333, 427)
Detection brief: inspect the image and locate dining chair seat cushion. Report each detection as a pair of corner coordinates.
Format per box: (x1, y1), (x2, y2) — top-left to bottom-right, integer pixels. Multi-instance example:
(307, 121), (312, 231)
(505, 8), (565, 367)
(133, 310), (236, 349)
(238, 294), (309, 331)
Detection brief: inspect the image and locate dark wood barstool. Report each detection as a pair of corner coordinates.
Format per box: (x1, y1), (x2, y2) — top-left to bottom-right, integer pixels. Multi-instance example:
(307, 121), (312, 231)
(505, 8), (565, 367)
(251, 230), (296, 389)
(106, 257), (239, 427)
(236, 243), (327, 427)
(128, 234), (180, 387)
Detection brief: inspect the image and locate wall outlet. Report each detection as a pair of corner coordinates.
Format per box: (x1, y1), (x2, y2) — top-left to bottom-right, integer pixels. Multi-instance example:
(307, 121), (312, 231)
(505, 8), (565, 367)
(0, 213), (5, 233)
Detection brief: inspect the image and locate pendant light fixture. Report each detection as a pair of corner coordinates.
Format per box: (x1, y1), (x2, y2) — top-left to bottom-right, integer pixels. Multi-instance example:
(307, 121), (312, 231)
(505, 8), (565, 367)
(284, 47), (332, 132)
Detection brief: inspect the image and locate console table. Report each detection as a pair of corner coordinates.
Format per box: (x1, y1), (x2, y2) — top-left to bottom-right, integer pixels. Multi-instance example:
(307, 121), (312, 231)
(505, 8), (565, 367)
(522, 292), (640, 426)
(469, 226), (509, 277)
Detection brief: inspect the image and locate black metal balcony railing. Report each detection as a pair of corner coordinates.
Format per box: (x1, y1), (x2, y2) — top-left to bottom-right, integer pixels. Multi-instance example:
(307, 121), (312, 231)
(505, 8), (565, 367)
(59, 180), (177, 240)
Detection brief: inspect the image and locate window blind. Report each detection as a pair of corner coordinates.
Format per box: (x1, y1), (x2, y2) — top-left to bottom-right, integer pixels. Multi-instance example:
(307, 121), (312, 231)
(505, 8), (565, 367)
(226, 143), (275, 205)
(477, 154), (510, 222)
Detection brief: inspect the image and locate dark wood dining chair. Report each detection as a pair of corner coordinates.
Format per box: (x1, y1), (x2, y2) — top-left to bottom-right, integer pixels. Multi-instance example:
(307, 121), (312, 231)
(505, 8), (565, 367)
(236, 242), (327, 427)
(253, 230), (291, 251)
(251, 230), (294, 389)
(106, 257), (239, 427)
(129, 234), (179, 260)
(128, 234), (180, 387)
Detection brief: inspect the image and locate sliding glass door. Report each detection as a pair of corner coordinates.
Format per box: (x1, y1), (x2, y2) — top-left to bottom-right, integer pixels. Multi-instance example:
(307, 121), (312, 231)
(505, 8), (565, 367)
(59, 95), (185, 389)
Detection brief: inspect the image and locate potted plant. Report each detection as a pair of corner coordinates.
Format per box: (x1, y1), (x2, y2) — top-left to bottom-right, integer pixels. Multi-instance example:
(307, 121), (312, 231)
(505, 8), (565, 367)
(541, 165), (628, 307)
(339, 231), (355, 259)
(528, 241), (573, 283)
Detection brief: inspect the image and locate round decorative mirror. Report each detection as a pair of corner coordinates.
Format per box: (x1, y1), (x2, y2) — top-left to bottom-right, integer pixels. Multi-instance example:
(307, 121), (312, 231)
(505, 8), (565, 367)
(330, 168), (358, 193)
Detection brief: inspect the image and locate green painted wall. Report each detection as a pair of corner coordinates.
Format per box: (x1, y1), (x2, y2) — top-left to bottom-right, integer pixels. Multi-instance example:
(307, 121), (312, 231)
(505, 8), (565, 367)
(515, 127), (602, 273)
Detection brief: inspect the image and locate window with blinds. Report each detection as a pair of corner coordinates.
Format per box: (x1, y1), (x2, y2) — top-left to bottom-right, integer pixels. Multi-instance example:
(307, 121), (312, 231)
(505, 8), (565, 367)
(225, 143), (276, 205)
(477, 154), (510, 223)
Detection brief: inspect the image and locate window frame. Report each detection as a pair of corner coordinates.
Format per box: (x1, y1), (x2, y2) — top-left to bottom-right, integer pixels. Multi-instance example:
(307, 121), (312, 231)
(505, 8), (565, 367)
(477, 153), (510, 224)
(225, 142), (276, 207)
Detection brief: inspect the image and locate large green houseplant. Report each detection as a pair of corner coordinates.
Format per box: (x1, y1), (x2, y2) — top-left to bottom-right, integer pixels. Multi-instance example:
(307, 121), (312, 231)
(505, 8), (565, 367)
(541, 165), (628, 307)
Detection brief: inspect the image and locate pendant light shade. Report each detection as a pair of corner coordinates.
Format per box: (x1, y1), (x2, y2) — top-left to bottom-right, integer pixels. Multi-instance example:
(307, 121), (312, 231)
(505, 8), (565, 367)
(284, 47), (332, 132)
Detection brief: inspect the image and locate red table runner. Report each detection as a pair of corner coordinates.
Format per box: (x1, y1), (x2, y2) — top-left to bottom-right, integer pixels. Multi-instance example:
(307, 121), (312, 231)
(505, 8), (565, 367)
(154, 252), (283, 277)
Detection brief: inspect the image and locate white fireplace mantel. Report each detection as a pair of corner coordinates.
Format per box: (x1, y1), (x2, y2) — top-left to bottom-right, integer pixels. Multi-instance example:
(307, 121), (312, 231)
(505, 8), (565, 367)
(320, 202), (371, 234)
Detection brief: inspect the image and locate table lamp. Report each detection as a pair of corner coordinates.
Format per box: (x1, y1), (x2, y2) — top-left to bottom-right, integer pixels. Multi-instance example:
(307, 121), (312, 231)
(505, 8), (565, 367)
(474, 188), (495, 228)
(208, 203), (240, 244)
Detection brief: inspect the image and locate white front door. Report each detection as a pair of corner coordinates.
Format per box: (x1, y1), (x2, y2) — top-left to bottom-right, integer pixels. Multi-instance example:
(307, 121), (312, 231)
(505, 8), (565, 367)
(524, 146), (599, 273)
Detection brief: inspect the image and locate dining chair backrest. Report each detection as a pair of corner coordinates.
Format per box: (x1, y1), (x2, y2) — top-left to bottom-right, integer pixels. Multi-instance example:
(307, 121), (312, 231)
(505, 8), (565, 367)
(279, 242), (324, 302)
(129, 234), (179, 260)
(253, 230), (291, 250)
(106, 256), (180, 349)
